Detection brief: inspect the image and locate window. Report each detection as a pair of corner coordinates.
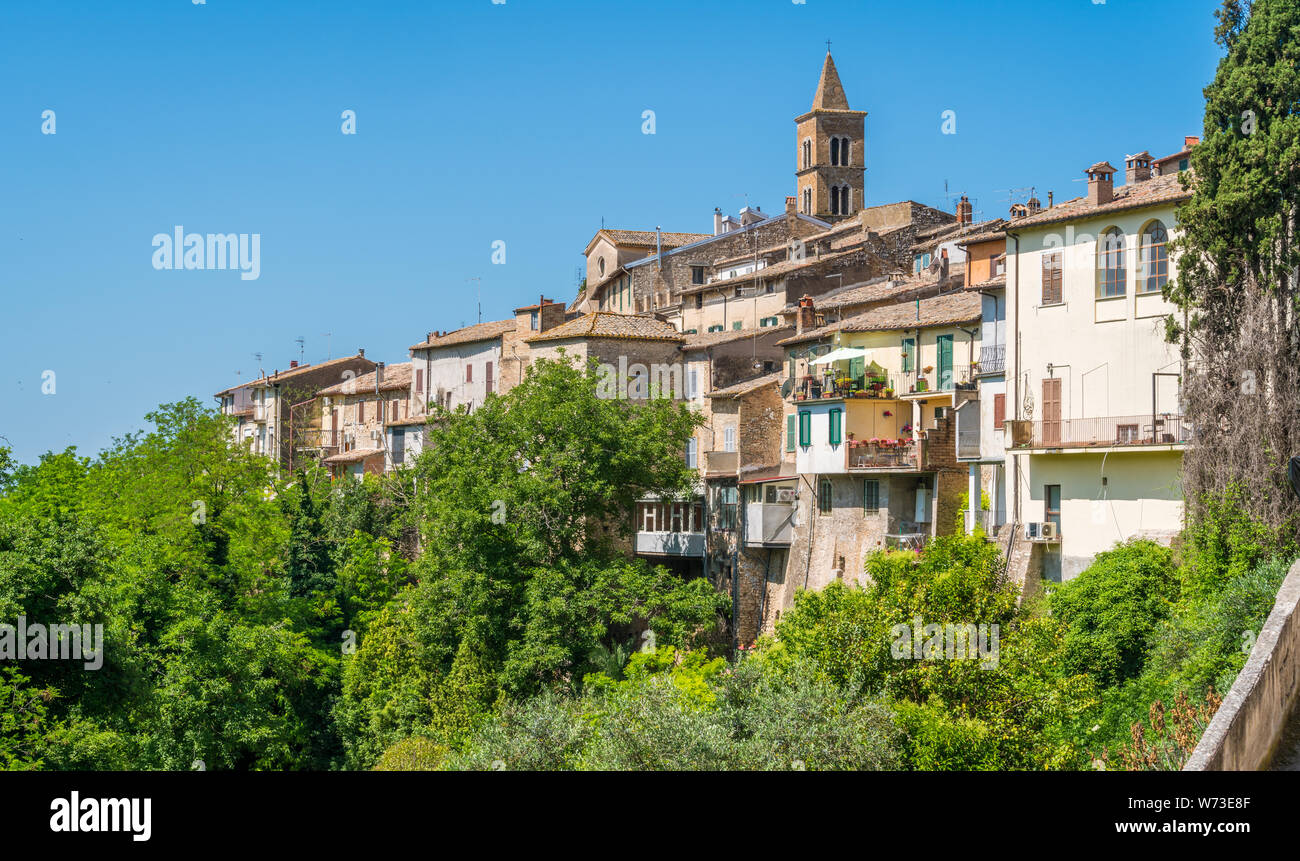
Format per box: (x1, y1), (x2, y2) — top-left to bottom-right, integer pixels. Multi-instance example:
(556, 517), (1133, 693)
(1116, 423), (1139, 444)
(1178, 158), (1189, 171)
(818, 479), (832, 514)
(1045, 484), (1061, 531)
(691, 266), (705, 285)
(485, 361), (494, 394)
(841, 185), (850, 215)
(357, 400), (365, 423)
(530, 310), (539, 330)
(993, 393), (1006, 429)
(724, 425), (736, 452)
(598, 257), (606, 276)
(391, 429), (405, 466)
(686, 367), (699, 399)
(863, 479), (880, 514)
(685, 437), (698, 469)
(802, 139), (812, 169)
(798, 410), (812, 446)
(707, 324), (724, 333)
(803, 188), (811, 213)
(1097, 227), (1127, 298)
(828, 408), (843, 445)
(717, 486), (739, 531)
(901, 337), (916, 373)
(415, 369), (424, 393)
(1042, 251), (1063, 304)
(466, 364), (473, 383)
(733, 321), (743, 330)
(831, 137), (840, 166)
(831, 184), (839, 215)
(786, 414), (797, 452)
(1140, 220), (1169, 293)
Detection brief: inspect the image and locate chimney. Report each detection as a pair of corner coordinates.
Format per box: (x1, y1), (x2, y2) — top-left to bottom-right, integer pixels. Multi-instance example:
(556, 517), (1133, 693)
(713, 207), (724, 235)
(289, 360), (298, 368)
(1125, 151), (1152, 184)
(796, 295), (817, 334)
(358, 348), (365, 358)
(1047, 191), (1054, 209)
(376, 362), (385, 393)
(939, 248), (950, 281)
(956, 195), (972, 225)
(1027, 195), (1041, 214)
(655, 226), (662, 269)
(1185, 135), (1200, 150)
(785, 196), (797, 216)
(1086, 162), (1116, 206)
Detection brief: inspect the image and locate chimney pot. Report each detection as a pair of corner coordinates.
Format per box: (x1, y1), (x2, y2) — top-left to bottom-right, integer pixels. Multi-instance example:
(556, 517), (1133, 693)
(1086, 164), (1114, 206)
(956, 195), (972, 225)
(796, 295), (816, 334)
(289, 360), (298, 368)
(359, 348), (365, 358)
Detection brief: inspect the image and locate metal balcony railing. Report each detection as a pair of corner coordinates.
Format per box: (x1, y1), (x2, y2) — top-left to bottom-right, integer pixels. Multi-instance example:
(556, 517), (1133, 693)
(1008, 414), (1191, 449)
(975, 344), (1005, 375)
(899, 365), (975, 395)
(847, 438), (920, 470)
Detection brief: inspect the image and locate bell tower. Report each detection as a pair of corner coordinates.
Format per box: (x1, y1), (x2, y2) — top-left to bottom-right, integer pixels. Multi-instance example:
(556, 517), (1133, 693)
(795, 51), (867, 224)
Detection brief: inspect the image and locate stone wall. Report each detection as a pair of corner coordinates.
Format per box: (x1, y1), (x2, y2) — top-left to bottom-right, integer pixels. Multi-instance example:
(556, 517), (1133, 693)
(1186, 560), (1300, 771)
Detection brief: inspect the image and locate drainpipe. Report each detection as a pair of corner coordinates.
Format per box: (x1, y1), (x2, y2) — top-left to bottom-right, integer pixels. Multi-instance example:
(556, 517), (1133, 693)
(1008, 229), (1022, 530)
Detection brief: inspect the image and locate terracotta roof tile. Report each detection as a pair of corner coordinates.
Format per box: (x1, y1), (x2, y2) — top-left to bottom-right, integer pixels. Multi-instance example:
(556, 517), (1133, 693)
(215, 354), (373, 396)
(1002, 173), (1192, 230)
(526, 312), (685, 343)
(707, 371), (785, 399)
(409, 319), (514, 352)
(681, 325), (792, 351)
(317, 362), (413, 397)
(779, 291), (982, 346)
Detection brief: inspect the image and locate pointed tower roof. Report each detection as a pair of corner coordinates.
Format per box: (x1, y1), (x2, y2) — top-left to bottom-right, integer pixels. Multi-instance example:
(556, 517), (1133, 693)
(811, 52), (851, 111)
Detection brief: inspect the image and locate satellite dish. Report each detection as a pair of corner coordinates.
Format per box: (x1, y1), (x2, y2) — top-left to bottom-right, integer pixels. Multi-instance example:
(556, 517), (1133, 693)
(780, 378), (794, 398)
(1289, 456), (1300, 501)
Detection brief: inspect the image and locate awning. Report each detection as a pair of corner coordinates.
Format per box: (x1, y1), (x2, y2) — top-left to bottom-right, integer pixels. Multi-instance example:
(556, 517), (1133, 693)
(810, 347), (871, 365)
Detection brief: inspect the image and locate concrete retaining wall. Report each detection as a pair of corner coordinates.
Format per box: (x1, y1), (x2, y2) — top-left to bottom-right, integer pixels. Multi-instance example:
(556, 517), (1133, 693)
(1185, 560), (1300, 771)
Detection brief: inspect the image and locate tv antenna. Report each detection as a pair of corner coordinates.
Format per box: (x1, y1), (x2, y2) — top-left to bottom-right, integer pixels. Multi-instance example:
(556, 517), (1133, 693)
(467, 277), (483, 324)
(321, 333), (332, 360)
(295, 336), (305, 365)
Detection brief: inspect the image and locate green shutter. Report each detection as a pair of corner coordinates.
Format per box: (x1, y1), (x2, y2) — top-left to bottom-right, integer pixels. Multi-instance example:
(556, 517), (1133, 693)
(902, 338), (916, 372)
(864, 479), (879, 513)
(786, 414), (797, 451)
(828, 408), (842, 445)
(798, 410), (811, 446)
(937, 334), (953, 388)
(849, 356), (864, 382)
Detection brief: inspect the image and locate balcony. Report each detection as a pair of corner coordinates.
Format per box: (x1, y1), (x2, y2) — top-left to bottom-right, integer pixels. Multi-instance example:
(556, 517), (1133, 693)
(957, 429), (981, 459)
(791, 373), (901, 403)
(635, 531), (706, 557)
(975, 344), (1005, 376)
(1008, 414), (1191, 450)
(744, 502), (794, 546)
(898, 365), (976, 397)
(847, 438), (921, 471)
(704, 450), (738, 474)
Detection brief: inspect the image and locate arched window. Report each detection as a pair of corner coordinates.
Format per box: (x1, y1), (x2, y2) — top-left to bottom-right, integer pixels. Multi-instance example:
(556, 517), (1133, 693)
(831, 137), (840, 166)
(803, 188), (811, 213)
(840, 185), (851, 215)
(839, 137), (851, 166)
(1140, 220), (1169, 293)
(1097, 227), (1126, 298)
(801, 139), (811, 169)
(598, 257), (606, 276)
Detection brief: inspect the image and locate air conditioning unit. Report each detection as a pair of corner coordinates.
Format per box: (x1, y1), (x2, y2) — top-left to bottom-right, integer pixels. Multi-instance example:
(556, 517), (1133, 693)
(1025, 522), (1060, 541)
(775, 488), (796, 503)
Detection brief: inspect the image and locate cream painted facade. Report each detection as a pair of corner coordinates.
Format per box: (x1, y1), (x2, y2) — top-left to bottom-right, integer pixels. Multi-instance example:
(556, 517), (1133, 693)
(1005, 198), (1187, 581)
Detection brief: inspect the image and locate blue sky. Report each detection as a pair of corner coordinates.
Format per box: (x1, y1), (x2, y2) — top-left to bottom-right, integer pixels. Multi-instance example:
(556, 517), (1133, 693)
(1, 0), (1223, 464)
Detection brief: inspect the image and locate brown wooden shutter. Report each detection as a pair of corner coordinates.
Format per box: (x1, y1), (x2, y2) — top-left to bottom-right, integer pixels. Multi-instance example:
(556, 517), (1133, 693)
(466, 364), (472, 383)
(331, 409), (338, 448)
(1042, 253), (1062, 304)
(486, 361), (494, 394)
(993, 393), (1005, 429)
(415, 369), (423, 393)
(1042, 378), (1061, 444)
(358, 400), (365, 423)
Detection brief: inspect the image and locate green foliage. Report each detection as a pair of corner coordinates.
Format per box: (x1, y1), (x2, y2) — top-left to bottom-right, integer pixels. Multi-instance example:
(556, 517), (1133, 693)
(1049, 540), (1180, 688)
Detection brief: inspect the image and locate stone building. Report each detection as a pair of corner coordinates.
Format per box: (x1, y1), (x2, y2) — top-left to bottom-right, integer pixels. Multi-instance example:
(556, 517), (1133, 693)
(215, 352), (376, 473)
(317, 362), (414, 478)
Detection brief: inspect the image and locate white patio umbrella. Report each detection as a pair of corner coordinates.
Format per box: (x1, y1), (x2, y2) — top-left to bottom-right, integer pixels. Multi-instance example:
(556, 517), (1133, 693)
(809, 346), (871, 365)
